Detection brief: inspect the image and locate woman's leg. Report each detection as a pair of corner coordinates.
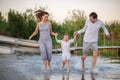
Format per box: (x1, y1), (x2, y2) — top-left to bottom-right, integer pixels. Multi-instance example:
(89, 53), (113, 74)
(47, 60), (51, 70)
(46, 41), (52, 70)
(43, 59), (48, 70)
(39, 42), (48, 70)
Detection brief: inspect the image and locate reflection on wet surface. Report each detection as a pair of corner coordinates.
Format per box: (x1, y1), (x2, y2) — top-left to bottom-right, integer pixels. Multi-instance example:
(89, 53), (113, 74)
(0, 54), (120, 80)
(81, 72), (96, 80)
(62, 73), (69, 80)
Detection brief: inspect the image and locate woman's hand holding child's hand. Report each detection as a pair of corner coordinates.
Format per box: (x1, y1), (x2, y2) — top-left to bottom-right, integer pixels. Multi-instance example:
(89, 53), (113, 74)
(55, 33), (58, 37)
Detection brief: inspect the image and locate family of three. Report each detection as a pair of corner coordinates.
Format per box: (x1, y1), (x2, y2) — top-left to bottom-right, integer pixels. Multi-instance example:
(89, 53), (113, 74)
(28, 10), (110, 73)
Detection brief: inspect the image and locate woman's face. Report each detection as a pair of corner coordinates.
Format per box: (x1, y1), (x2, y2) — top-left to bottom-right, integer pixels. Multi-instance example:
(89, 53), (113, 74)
(42, 14), (49, 22)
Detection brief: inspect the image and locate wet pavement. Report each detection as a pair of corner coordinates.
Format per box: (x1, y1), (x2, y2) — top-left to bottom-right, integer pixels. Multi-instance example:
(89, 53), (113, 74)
(0, 54), (120, 80)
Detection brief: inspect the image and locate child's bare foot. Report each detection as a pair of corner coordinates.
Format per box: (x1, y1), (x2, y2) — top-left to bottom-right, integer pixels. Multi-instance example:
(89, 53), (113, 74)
(66, 69), (70, 73)
(61, 65), (64, 70)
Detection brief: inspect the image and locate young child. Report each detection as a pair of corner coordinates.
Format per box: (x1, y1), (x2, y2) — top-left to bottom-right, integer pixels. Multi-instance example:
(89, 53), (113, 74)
(55, 33), (77, 73)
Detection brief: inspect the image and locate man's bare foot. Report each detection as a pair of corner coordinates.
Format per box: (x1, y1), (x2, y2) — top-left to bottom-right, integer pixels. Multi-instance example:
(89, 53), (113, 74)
(91, 69), (94, 74)
(81, 73), (85, 80)
(91, 72), (95, 80)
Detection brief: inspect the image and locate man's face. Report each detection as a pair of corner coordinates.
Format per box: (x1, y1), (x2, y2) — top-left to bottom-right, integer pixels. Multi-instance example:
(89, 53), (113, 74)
(89, 16), (97, 23)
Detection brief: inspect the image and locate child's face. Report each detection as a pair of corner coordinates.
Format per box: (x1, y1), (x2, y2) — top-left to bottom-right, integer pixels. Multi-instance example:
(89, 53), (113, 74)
(63, 35), (69, 41)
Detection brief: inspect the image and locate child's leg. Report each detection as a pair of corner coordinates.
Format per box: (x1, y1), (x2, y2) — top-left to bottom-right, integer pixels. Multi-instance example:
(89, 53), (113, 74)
(62, 54), (65, 69)
(62, 60), (65, 69)
(66, 59), (70, 73)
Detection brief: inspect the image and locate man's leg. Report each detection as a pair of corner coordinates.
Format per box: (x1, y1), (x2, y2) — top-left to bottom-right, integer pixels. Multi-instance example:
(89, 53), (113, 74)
(81, 54), (87, 71)
(82, 41), (89, 71)
(92, 51), (97, 72)
(81, 72), (85, 80)
(91, 42), (98, 73)
(91, 71), (95, 80)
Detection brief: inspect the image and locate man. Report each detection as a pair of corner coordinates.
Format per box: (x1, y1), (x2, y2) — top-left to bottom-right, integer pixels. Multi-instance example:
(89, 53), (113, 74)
(74, 12), (110, 73)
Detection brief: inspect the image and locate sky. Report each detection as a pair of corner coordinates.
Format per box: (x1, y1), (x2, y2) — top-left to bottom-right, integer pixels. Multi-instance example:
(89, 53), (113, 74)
(0, 0), (120, 23)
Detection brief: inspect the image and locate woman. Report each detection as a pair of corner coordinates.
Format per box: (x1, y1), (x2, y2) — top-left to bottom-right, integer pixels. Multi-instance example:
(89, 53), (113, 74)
(29, 10), (56, 71)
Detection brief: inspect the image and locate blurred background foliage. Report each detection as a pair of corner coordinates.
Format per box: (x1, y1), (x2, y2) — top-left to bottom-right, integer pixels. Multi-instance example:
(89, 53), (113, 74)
(0, 6), (120, 48)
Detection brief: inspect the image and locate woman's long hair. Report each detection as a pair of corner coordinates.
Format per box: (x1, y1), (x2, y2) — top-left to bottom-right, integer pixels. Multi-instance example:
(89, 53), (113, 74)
(34, 10), (49, 21)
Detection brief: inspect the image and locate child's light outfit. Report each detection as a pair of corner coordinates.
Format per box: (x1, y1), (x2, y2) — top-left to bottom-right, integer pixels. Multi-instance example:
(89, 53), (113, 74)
(57, 39), (74, 60)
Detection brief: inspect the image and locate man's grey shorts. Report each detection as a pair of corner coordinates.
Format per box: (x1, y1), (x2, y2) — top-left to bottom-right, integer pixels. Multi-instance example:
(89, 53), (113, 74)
(82, 41), (98, 55)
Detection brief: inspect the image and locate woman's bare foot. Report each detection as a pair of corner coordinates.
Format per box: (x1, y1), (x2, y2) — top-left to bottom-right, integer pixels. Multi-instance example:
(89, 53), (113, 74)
(47, 66), (50, 71)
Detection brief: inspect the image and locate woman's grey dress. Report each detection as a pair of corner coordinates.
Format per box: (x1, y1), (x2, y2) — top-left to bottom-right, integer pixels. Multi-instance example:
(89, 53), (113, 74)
(38, 23), (52, 60)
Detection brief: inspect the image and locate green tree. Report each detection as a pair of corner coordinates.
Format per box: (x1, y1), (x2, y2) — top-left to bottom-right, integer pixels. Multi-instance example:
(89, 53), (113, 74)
(0, 12), (8, 35)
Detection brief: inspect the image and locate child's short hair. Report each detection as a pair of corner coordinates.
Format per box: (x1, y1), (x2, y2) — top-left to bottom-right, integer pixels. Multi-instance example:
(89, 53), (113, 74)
(63, 34), (68, 36)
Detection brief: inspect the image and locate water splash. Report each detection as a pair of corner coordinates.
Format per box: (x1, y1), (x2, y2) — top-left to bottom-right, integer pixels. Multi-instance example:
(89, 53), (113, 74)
(8, 54), (120, 80)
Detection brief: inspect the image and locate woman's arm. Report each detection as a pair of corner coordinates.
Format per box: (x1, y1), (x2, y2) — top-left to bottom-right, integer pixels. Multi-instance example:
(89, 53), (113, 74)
(49, 22), (56, 36)
(28, 23), (39, 40)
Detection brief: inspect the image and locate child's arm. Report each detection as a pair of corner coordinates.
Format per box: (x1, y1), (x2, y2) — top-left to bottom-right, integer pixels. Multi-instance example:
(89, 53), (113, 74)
(69, 33), (77, 43)
(55, 33), (62, 43)
(55, 33), (58, 42)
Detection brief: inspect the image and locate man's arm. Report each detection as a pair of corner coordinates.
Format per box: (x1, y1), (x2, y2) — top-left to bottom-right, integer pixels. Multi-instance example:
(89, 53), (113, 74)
(73, 33), (77, 41)
(101, 22), (110, 39)
(74, 20), (88, 35)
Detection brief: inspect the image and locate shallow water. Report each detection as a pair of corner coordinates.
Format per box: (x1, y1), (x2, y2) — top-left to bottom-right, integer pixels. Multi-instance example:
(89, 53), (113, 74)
(1, 54), (120, 80)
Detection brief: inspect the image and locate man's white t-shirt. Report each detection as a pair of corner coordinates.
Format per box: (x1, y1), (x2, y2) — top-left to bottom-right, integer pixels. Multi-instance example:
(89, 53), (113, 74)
(77, 19), (109, 42)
